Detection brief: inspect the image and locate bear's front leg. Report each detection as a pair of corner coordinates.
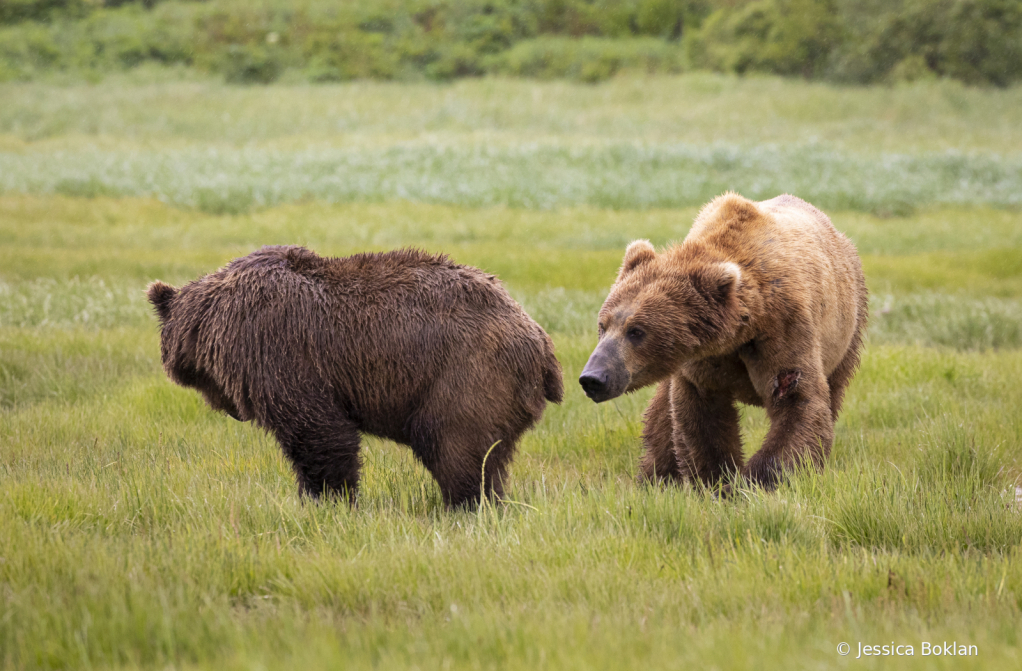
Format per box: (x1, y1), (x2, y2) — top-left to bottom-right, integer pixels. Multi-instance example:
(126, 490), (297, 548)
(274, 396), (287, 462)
(269, 403), (363, 503)
(638, 380), (684, 484)
(671, 377), (744, 487)
(743, 367), (833, 489)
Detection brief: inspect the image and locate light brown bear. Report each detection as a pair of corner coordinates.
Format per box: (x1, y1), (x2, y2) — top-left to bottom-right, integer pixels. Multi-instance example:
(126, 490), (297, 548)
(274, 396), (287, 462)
(578, 193), (867, 490)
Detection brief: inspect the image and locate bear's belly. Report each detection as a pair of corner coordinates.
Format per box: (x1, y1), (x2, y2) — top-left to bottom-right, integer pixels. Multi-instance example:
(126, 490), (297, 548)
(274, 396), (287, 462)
(680, 354), (763, 407)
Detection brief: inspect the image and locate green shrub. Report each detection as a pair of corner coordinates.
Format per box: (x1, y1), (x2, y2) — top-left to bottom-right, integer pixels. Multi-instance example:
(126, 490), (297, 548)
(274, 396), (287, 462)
(635, 0), (684, 38)
(303, 28), (397, 82)
(0, 3), (194, 78)
(934, 0), (1022, 86)
(0, 0), (1018, 86)
(686, 0), (840, 78)
(0, 0), (92, 25)
(686, 0), (1022, 86)
(425, 42), (483, 79)
(442, 0), (539, 53)
(219, 43), (282, 84)
(887, 54), (937, 84)
(0, 22), (59, 79)
(0, 1), (170, 26)
(827, 0), (1022, 85)
(487, 35), (685, 81)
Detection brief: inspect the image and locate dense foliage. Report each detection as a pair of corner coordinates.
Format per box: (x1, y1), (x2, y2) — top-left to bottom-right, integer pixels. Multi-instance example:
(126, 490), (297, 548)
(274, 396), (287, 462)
(0, 0), (1019, 85)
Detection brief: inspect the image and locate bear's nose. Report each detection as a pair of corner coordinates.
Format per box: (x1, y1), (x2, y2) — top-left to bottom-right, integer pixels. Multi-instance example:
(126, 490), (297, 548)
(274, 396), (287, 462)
(578, 372), (607, 399)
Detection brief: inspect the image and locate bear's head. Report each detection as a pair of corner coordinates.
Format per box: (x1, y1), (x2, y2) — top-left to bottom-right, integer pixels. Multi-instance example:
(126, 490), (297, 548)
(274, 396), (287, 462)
(578, 240), (743, 403)
(147, 280), (246, 421)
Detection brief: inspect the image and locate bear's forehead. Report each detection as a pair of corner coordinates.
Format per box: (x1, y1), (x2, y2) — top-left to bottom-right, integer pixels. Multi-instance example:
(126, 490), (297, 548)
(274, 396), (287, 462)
(608, 304), (635, 322)
(602, 275), (697, 322)
(604, 284), (666, 318)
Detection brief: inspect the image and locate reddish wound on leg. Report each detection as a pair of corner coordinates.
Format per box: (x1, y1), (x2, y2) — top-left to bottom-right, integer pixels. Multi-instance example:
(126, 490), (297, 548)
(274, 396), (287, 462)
(772, 369), (802, 400)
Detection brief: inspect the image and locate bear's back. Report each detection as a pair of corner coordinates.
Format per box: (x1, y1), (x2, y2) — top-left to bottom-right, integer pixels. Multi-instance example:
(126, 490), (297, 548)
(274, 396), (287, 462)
(217, 246), (546, 407)
(686, 193), (866, 374)
(211, 245), (512, 320)
(687, 193), (860, 283)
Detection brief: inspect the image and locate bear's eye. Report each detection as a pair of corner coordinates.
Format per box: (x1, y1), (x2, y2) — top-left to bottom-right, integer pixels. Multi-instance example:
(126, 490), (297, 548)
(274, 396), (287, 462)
(598, 323), (606, 338)
(626, 327), (646, 344)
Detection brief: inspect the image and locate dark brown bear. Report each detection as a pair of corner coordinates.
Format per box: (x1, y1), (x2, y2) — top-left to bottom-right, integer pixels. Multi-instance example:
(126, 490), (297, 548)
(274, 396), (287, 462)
(148, 246), (563, 506)
(579, 193), (867, 491)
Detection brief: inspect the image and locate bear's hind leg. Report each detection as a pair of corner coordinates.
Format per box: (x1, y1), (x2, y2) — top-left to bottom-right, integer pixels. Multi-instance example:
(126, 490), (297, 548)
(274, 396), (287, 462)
(671, 379), (744, 487)
(639, 381), (683, 484)
(272, 410), (362, 502)
(436, 432), (514, 508)
(409, 415), (514, 507)
(827, 327), (865, 421)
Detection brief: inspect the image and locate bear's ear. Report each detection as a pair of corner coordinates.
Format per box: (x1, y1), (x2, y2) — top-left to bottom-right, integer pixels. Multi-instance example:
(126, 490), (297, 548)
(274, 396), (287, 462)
(717, 193), (760, 224)
(147, 281), (177, 322)
(691, 262), (741, 305)
(617, 239), (656, 281)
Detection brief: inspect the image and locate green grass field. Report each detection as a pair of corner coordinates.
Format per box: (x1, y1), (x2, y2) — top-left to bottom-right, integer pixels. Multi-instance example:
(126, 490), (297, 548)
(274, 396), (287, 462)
(1, 74), (1021, 670)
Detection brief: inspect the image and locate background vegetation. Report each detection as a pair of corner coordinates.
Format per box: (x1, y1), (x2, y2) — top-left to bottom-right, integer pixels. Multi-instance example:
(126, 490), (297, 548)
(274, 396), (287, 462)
(4, 75), (1022, 219)
(1, 0), (1020, 85)
(2, 74), (1021, 668)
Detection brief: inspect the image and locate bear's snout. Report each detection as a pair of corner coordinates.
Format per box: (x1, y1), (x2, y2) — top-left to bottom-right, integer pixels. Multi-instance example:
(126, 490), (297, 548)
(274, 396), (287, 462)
(578, 371), (609, 399)
(579, 341), (629, 403)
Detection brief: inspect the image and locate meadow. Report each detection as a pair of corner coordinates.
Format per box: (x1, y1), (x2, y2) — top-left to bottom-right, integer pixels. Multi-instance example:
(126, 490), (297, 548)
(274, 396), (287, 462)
(1, 74), (1021, 669)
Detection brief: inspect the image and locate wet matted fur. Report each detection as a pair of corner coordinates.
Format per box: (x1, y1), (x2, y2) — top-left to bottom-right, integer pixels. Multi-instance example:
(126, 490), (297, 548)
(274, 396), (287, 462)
(149, 246), (563, 506)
